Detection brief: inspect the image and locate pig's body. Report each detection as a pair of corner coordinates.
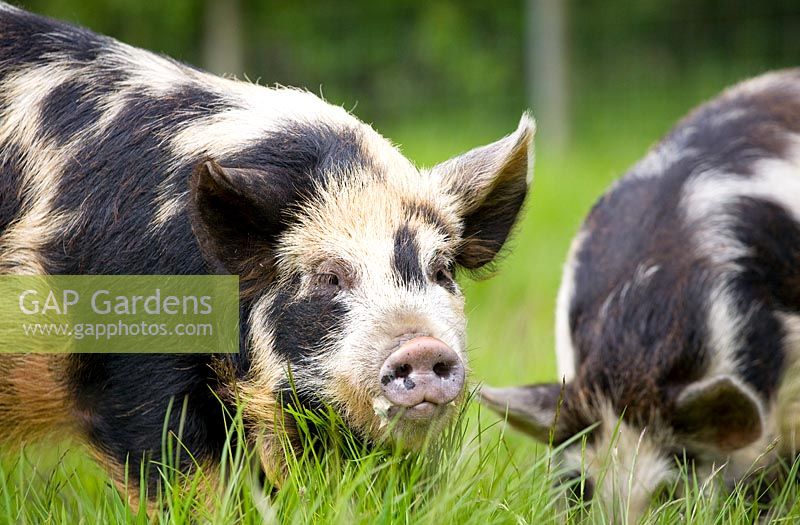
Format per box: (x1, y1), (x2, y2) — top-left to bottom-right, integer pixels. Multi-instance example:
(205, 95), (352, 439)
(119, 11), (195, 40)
(0, 3), (534, 498)
(483, 69), (800, 522)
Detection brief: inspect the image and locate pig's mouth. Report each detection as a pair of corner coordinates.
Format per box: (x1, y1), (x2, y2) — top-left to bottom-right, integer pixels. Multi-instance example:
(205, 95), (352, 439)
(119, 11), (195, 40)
(387, 400), (446, 421)
(371, 396), (451, 423)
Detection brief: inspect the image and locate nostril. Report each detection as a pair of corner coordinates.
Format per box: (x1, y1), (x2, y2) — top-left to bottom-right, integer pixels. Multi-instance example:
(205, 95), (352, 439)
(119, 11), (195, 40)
(380, 336), (465, 409)
(432, 362), (452, 378)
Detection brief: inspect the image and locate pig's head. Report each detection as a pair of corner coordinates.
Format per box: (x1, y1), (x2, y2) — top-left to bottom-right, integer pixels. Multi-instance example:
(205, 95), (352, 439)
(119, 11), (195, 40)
(481, 374), (767, 523)
(187, 113), (534, 460)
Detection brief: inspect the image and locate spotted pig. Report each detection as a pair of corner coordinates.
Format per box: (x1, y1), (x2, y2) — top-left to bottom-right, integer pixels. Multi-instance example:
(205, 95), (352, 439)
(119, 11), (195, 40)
(0, 2), (534, 500)
(483, 69), (800, 522)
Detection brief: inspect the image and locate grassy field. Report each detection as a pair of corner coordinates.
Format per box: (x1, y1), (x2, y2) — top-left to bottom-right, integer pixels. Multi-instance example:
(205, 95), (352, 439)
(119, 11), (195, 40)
(3, 72), (797, 524)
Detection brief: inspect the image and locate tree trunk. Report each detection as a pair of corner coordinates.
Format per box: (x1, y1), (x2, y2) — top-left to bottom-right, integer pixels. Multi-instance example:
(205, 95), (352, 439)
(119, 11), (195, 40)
(527, 0), (569, 151)
(203, 0), (244, 77)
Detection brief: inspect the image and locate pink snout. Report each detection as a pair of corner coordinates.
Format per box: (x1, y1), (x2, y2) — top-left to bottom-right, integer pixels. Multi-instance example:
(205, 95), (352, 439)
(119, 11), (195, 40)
(379, 336), (465, 419)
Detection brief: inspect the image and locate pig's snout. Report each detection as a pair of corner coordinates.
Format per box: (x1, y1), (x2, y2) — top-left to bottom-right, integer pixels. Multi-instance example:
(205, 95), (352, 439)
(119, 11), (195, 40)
(379, 336), (465, 419)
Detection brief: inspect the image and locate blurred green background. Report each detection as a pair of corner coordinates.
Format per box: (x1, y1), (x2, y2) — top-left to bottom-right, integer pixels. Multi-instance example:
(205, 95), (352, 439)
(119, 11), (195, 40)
(17, 0), (800, 387)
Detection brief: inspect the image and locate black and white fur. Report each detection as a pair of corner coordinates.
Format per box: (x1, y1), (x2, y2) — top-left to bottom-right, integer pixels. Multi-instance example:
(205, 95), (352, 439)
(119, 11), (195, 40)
(482, 69), (800, 522)
(0, 2), (534, 502)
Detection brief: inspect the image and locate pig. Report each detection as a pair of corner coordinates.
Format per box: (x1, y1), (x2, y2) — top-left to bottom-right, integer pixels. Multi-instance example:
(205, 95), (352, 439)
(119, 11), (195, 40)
(482, 69), (800, 523)
(0, 1), (534, 502)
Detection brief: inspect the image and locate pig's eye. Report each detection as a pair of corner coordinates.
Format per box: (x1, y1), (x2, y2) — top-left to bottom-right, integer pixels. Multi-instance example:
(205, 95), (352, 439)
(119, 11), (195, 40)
(309, 261), (352, 295)
(559, 470), (593, 505)
(651, 482), (674, 506)
(432, 264), (455, 290)
(319, 273), (339, 286)
(671, 448), (698, 469)
(310, 272), (342, 294)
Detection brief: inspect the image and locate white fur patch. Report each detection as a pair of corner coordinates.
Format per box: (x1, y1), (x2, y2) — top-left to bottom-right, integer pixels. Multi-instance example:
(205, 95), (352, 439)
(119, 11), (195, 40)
(729, 69), (800, 99)
(0, 2), (20, 12)
(630, 125), (698, 181)
(555, 231), (586, 382)
(0, 64), (84, 273)
(682, 140), (800, 379)
(703, 283), (746, 378)
(562, 404), (675, 524)
(105, 40), (203, 96)
(682, 143), (800, 245)
(168, 87), (350, 163)
(775, 313), (800, 455)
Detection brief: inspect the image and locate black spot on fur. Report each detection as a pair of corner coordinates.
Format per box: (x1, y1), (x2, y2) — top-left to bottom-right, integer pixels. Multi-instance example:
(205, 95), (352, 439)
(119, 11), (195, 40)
(231, 120), (377, 187)
(38, 77), (116, 147)
(269, 282), (349, 366)
(41, 86), (231, 275)
(0, 141), (23, 235)
(392, 225), (425, 289)
(0, 5), (114, 81)
(404, 200), (456, 239)
(276, 378), (325, 413)
(68, 353), (232, 492)
(726, 197), (800, 397)
(730, 197), (800, 312)
(569, 170), (712, 425)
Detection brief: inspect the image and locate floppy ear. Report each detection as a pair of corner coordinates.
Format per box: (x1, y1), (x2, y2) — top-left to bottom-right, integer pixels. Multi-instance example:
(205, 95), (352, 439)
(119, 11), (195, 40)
(432, 113), (535, 269)
(188, 160), (297, 275)
(671, 375), (763, 452)
(480, 383), (567, 443)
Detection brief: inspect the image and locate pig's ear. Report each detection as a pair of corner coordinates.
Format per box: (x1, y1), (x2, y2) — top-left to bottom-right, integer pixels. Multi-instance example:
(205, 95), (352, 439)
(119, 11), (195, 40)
(671, 375), (763, 452)
(433, 113), (535, 269)
(188, 160), (295, 275)
(480, 383), (568, 443)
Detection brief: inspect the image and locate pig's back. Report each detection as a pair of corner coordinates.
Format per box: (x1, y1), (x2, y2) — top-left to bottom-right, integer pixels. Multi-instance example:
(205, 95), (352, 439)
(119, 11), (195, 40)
(559, 69), (800, 409)
(0, 3), (362, 276)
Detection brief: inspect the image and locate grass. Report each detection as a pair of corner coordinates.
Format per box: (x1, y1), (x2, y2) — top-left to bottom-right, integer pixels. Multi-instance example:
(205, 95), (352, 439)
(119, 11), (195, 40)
(6, 393), (800, 524)
(3, 69), (798, 524)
